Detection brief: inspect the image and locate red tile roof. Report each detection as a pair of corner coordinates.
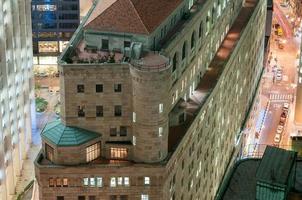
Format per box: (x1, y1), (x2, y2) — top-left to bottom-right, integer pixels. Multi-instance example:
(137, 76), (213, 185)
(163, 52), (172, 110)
(84, 0), (183, 34)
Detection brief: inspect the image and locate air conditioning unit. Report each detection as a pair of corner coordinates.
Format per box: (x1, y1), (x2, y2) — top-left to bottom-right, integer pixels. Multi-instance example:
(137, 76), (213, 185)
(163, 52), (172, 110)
(132, 42), (142, 59)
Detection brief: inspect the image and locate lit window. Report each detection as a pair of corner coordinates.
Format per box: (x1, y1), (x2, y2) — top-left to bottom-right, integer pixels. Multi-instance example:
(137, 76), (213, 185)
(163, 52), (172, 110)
(124, 177), (130, 186)
(63, 178), (68, 187)
(158, 127), (163, 137)
(117, 177), (123, 186)
(141, 194), (149, 200)
(110, 177), (116, 187)
(96, 177), (103, 187)
(83, 178), (89, 186)
(56, 178), (62, 187)
(133, 112), (136, 122)
(144, 177), (150, 185)
(133, 136), (136, 146)
(45, 143), (54, 162)
(86, 143), (101, 162)
(110, 148), (128, 159)
(49, 178), (55, 187)
(90, 177), (95, 187)
(159, 104), (163, 113)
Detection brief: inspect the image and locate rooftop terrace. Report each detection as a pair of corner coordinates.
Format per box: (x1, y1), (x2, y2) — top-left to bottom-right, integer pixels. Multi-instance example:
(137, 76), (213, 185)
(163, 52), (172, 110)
(168, 0), (259, 152)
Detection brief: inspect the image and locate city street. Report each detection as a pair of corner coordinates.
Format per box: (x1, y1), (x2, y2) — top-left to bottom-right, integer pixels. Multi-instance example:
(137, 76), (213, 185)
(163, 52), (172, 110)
(253, 1), (301, 155)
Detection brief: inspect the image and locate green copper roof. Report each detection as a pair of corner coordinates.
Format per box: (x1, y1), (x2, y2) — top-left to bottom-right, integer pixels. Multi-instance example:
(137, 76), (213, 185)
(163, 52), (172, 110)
(256, 146), (297, 186)
(41, 120), (101, 146)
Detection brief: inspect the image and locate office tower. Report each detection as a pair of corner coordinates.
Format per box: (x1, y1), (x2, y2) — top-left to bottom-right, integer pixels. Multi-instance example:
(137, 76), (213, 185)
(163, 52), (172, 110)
(0, 0), (34, 199)
(35, 0), (267, 199)
(31, 0), (80, 65)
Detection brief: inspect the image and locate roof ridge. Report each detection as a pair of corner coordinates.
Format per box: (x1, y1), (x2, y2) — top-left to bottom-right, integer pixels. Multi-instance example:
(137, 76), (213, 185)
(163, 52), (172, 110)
(85, 0), (119, 28)
(127, 0), (150, 33)
(57, 123), (65, 146)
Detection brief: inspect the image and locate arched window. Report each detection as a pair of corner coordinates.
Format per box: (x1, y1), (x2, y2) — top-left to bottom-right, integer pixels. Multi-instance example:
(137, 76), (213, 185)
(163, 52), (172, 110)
(172, 53), (178, 72)
(199, 22), (203, 38)
(211, 7), (215, 24)
(182, 42), (187, 60)
(191, 32), (196, 49)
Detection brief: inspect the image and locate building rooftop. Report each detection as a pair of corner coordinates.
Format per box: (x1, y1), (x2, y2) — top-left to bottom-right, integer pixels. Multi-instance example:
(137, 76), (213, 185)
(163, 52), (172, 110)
(168, 0), (259, 152)
(84, 0), (183, 34)
(41, 120), (101, 146)
(218, 154), (302, 200)
(256, 146), (297, 186)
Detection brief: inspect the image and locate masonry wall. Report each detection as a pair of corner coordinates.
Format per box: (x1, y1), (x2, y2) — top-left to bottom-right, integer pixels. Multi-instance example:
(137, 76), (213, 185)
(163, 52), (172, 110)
(162, 0), (267, 199)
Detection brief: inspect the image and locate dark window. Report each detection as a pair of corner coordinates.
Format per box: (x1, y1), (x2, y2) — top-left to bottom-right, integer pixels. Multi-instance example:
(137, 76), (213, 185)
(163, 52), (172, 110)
(199, 22), (203, 38)
(172, 53), (178, 72)
(78, 106), (85, 117)
(59, 23), (78, 29)
(110, 128), (117, 137)
(120, 195), (128, 200)
(191, 32), (195, 49)
(89, 196), (96, 200)
(77, 84), (84, 93)
(96, 106), (103, 117)
(57, 197), (64, 200)
(109, 196), (117, 200)
(124, 41), (131, 48)
(96, 84), (103, 93)
(114, 105), (122, 117)
(120, 126), (127, 136)
(179, 113), (185, 124)
(114, 84), (122, 92)
(102, 39), (109, 50)
(78, 196), (85, 200)
(182, 42), (187, 60)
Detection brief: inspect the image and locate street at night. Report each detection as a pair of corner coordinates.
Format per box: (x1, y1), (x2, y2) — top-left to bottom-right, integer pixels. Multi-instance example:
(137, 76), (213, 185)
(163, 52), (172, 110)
(247, 0), (302, 156)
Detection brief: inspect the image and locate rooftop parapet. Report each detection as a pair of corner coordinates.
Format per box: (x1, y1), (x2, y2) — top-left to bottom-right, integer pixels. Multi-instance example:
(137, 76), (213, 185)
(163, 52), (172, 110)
(130, 52), (170, 72)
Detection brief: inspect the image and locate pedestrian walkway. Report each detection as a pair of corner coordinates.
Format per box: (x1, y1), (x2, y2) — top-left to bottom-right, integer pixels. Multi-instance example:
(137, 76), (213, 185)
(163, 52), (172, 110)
(269, 93), (293, 101)
(12, 144), (40, 200)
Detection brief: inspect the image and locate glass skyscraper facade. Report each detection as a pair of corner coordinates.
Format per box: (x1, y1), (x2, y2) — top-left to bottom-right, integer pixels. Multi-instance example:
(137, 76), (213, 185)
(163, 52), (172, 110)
(31, 0), (80, 61)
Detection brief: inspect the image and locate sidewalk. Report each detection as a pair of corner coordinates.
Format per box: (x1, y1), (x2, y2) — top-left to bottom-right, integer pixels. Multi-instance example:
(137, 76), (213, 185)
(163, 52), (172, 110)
(12, 144), (40, 200)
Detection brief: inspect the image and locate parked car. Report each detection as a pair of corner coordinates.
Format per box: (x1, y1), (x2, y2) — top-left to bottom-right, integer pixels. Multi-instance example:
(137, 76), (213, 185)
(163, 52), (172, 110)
(280, 2), (289, 7)
(280, 111), (288, 122)
(279, 120), (285, 126)
(276, 73), (282, 81)
(283, 102), (289, 111)
(277, 125), (283, 134)
(274, 133), (281, 143)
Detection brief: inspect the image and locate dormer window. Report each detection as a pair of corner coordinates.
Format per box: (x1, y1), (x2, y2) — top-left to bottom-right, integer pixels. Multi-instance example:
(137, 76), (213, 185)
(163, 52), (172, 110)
(102, 39), (109, 50)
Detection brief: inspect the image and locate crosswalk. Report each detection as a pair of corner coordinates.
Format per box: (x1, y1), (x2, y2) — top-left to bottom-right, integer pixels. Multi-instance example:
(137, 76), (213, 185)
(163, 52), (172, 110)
(269, 93), (293, 101)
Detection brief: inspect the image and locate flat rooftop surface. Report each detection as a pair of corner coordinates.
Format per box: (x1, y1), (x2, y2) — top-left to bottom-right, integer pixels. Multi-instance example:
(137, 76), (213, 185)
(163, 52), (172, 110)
(168, 0), (259, 152)
(256, 146), (297, 186)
